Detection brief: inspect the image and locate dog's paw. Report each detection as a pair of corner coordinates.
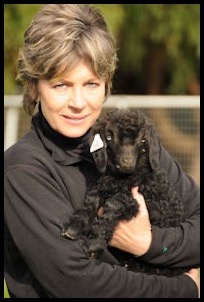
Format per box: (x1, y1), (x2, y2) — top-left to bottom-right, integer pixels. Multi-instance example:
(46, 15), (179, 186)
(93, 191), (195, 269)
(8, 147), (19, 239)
(87, 246), (103, 259)
(87, 239), (106, 258)
(61, 224), (80, 240)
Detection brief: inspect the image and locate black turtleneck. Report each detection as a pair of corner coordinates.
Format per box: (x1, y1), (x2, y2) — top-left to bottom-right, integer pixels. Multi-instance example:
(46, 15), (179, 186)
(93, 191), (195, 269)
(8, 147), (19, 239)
(31, 106), (94, 165)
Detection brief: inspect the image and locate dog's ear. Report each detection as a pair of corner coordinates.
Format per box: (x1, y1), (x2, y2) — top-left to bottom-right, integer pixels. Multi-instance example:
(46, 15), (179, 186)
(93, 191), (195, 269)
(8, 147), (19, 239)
(90, 133), (108, 173)
(146, 126), (161, 171)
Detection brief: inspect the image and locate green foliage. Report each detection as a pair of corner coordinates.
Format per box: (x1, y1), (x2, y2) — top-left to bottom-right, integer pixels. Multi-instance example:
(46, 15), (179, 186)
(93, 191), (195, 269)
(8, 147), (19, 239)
(4, 4), (42, 94)
(115, 4), (200, 94)
(4, 279), (10, 298)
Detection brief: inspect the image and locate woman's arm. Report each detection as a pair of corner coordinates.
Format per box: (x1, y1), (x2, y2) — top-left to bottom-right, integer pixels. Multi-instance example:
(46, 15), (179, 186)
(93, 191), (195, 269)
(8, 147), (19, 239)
(110, 146), (200, 268)
(142, 146), (200, 267)
(109, 186), (153, 257)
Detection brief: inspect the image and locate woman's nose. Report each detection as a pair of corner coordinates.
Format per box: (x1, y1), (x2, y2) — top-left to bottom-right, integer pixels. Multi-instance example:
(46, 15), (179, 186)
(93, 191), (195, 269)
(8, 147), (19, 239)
(68, 88), (86, 109)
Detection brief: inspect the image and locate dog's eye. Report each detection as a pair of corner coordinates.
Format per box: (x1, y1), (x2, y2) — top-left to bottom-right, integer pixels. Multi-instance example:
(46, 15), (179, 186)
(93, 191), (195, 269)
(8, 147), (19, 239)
(105, 129), (113, 141)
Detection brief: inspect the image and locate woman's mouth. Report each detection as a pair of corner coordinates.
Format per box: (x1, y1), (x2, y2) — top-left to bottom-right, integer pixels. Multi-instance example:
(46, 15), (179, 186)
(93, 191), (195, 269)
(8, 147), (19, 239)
(61, 114), (88, 125)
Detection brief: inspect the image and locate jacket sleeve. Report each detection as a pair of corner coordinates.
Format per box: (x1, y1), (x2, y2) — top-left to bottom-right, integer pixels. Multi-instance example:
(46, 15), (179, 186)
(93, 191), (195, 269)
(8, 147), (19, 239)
(140, 146), (200, 268)
(4, 163), (198, 298)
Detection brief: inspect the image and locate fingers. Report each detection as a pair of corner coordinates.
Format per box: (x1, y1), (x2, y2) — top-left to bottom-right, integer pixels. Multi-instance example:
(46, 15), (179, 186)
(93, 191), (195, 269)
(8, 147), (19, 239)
(131, 186), (139, 197)
(131, 186), (148, 215)
(98, 207), (103, 217)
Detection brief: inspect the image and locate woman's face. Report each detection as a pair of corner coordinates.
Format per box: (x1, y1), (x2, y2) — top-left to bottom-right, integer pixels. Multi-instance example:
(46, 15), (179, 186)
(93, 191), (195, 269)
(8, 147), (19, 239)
(38, 60), (106, 138)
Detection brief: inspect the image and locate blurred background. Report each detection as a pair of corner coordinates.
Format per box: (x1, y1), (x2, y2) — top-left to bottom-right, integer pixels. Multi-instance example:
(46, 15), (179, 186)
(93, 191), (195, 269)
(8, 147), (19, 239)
(4, 4), (200, 185)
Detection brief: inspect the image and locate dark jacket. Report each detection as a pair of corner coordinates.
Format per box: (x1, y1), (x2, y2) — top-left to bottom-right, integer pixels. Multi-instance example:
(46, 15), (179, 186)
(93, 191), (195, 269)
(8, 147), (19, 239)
(4, 110), (200, 298)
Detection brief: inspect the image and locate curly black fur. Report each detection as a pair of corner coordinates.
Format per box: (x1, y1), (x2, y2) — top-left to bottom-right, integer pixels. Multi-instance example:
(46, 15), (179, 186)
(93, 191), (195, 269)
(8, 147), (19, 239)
(61, 108), (192, 277)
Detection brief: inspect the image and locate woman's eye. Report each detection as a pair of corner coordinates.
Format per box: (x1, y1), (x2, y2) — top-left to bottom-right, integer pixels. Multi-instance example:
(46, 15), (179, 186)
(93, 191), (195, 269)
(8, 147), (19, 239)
(141, 139), (146, 143)
(53, 83), (67, 89)
(87, 82), (98, 88)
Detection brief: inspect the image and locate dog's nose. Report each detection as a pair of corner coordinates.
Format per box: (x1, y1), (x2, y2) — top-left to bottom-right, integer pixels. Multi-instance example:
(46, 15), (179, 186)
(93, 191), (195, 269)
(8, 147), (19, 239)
(120, 156), (134, 168)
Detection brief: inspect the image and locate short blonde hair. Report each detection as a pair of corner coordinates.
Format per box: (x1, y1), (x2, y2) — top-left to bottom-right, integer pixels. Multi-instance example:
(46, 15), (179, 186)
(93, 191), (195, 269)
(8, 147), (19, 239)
(16, 4), (118, 115)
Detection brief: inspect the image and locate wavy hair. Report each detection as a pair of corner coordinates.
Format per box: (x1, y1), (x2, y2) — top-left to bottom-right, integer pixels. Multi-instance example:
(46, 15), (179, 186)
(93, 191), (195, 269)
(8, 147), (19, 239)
(16, 4), (118, 115)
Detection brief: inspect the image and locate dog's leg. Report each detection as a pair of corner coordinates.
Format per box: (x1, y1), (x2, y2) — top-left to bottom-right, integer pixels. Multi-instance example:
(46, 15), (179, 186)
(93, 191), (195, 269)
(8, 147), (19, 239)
(87, 191), (139, 258)
(61, 188), (101, 240)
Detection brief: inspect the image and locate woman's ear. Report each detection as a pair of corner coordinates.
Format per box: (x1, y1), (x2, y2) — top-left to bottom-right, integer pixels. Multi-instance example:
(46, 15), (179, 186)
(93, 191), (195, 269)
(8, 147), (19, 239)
(28, 80), (38, 101)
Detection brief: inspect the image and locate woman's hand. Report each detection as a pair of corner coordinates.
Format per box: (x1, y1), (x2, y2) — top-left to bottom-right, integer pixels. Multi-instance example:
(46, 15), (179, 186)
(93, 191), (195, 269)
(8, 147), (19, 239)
(109, 186), (152, 256)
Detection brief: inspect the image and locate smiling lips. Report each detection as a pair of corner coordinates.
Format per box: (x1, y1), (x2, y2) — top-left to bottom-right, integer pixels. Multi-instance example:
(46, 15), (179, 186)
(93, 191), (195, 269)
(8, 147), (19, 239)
(62, 114), (88, 124)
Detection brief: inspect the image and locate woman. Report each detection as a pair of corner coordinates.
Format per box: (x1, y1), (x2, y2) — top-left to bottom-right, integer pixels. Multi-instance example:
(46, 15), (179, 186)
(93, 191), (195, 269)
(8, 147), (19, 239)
(4, 4), (200, 298)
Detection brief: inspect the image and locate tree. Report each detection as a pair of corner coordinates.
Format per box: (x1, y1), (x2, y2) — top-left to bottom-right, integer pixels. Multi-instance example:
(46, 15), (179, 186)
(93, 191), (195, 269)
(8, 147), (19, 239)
(112, 4), (200, 95)
(4, 4), (42, 93)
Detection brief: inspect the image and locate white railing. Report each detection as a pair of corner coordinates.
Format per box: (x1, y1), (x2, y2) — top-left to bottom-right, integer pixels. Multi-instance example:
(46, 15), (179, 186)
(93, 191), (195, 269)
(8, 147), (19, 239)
(4, 94), (200, 151)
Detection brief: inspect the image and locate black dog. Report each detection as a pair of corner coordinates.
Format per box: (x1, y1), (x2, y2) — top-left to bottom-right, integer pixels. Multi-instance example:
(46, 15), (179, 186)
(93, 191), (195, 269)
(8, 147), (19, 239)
(61, 108), (191, 277)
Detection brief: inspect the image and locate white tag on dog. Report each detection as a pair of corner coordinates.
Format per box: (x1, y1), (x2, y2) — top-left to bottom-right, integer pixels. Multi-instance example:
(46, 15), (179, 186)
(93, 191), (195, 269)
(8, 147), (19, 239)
(90, 133), (104, 153)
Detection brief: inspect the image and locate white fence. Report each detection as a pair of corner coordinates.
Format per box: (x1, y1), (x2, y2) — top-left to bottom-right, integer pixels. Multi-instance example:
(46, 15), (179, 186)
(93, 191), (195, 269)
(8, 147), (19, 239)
(4, 94), (200, 151)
